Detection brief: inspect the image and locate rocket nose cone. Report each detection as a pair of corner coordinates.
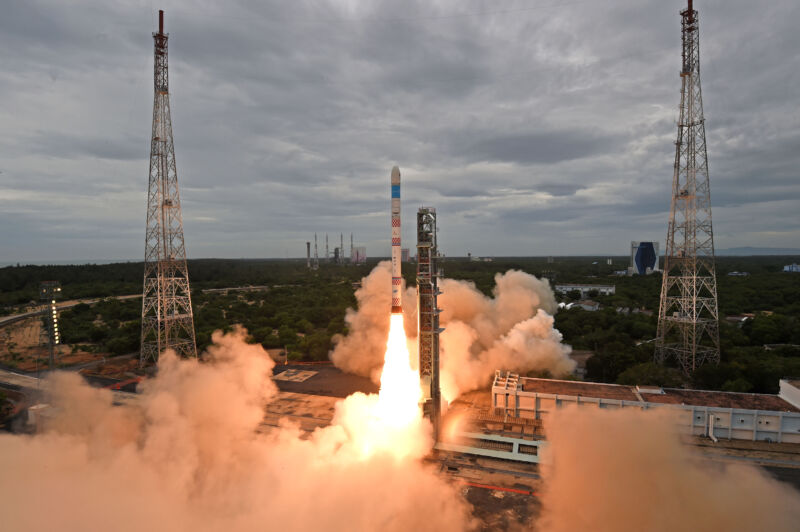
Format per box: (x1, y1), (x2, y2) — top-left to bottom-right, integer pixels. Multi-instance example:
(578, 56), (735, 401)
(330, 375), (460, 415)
(391, 166), (401, 185)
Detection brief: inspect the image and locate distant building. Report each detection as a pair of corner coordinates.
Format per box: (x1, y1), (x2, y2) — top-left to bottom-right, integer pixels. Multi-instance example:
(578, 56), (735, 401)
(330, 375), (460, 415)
(558, 300), (600, 312)
(628, 241), (660, 275)
(401, 248), (410, 262)
(725, 314), (753, 328)
(784, 263), (800, 273)
(576, 300), (600, 311)
(727, 271), (750, 277)
(555, 283), (615, 298)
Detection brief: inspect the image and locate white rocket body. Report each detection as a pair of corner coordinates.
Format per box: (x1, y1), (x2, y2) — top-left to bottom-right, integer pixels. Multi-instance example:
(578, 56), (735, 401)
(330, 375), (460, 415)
(390, 166), (402, 314)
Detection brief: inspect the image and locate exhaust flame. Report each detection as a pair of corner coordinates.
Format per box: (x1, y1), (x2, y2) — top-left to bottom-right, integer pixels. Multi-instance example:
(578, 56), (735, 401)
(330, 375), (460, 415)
(347, 313), (424, 460)
(376, 313), (422, 427)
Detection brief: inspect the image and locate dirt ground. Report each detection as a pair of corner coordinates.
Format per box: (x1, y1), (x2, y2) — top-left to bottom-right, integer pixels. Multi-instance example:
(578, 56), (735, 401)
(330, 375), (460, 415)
(0, 317), (105, 372)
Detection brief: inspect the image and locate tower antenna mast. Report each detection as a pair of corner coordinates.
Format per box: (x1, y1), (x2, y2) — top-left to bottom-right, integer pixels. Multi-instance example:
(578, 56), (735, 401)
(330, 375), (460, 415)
(655, 0), (720, 373)
(140, 10), (197, 365)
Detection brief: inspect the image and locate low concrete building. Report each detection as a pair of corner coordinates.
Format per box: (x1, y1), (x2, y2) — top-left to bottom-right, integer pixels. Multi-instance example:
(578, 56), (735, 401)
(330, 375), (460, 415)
(554, 283), (615, 298)
(576, 300), (600, 311)
(492, 372), (800, 443)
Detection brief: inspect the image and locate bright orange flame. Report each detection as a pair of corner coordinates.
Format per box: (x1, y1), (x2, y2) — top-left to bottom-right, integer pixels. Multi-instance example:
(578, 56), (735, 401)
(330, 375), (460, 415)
(334, 313), (425, 461)
(376, 314), (422, 427)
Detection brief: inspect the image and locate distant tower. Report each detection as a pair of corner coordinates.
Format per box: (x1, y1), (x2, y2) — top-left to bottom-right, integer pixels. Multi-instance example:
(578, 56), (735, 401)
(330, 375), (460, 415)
(350, 233), (354, 264)
(655, 0), (720, 373)
(39, 281), (62, 369)
(340, 233), (344, 264)
(325, 234), (329, 262)
(417, 207), (442, 441)
(140, 10), (197, 365)
(313, 233), (320, 270)
(306, 241), (311, 269)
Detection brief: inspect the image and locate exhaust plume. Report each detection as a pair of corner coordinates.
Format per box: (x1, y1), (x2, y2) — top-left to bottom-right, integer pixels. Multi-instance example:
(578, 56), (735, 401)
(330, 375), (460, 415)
(329, 261), (416, 382)
(330, 262), (574, 400)
(0, 327), (472, 531)
(537, 406), (800, 532)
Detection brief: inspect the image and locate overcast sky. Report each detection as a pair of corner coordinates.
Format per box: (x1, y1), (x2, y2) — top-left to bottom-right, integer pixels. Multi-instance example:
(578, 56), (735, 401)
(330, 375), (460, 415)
(1, 0), (798, 262)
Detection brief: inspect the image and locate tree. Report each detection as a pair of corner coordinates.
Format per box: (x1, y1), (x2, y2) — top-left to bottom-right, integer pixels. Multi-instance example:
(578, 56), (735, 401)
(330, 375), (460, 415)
(616, 362), (684, 388)
(721, 378), (753, 393)
(566, 290), (581, 301)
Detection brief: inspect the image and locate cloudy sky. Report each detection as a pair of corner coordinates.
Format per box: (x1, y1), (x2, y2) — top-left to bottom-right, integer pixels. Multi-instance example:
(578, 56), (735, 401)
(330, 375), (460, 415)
(1, 0), (798, 262)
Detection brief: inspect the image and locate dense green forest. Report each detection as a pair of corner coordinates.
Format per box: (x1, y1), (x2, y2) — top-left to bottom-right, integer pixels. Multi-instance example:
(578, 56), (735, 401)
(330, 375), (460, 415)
(2, 255), (798, 393)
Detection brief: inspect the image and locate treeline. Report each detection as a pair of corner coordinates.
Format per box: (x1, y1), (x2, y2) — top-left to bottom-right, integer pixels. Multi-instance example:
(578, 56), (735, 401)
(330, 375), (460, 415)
(58, 299), (141, 355)
(7, 255), (800, 394)
(0, 259), (381, 311)
(555, 306), (800, 394)
(192, 280), (354, 359)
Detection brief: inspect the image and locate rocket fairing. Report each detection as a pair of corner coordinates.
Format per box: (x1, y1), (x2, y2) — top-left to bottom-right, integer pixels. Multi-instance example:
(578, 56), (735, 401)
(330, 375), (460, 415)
(390, 166), (402, 314)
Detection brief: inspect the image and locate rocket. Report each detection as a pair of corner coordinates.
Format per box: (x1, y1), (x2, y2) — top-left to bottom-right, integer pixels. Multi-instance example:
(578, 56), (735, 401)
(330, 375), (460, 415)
(390, 166), (402, 314)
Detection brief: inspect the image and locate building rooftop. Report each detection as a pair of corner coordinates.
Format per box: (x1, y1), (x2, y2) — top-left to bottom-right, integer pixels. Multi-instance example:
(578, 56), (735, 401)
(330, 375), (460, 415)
(520, 378), (639, 401)
(514, 377), (799, 413)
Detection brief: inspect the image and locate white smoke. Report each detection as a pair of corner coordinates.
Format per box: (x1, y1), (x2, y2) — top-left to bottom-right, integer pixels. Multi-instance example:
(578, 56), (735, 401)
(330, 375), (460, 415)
(3, 326), (798, 531)
(330, 262), (574, 400)
(0, 327), (472, 532)
(537, 406), (800, 532)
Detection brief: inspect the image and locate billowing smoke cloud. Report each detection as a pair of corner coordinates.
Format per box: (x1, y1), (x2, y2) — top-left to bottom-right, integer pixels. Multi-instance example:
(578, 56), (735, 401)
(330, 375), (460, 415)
(4, 326), (799, 531)
(0, 327), (472, 531)
(329, 261), (417, 382)
(537, 407), (800, 532)
(330, 262), (574, 400)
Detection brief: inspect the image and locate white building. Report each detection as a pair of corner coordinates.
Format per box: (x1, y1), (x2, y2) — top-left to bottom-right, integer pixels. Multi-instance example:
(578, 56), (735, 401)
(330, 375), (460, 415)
(493, 372), (800, 443)
(554, 284), (615, 298)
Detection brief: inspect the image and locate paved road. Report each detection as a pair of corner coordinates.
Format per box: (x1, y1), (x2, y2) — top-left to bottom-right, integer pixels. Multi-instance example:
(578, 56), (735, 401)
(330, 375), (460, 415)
(0, 368), (42, 389)
(0, 294), (142, 328)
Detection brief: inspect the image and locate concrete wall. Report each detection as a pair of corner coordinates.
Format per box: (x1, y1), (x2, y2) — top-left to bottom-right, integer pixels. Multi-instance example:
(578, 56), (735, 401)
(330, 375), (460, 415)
(492, 387), (800, 444)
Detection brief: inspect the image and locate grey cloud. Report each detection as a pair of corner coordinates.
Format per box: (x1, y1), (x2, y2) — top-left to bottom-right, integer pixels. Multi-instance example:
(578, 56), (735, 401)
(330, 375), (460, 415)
(27, 131), (144, 161)
(0, 0), (798, 261)
(460, 130), (616, 165)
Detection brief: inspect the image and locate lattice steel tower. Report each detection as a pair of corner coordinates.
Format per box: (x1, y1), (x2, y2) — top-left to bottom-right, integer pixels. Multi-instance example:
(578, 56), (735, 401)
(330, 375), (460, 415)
(417, 207), (442, 440)
(655, 0), (719, 373)
(140, 10), (197, 365)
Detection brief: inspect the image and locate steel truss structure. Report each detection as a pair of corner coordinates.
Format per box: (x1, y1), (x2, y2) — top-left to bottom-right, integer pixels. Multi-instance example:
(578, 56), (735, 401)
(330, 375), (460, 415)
(140, 11), (197, 365)
(656, 0), (720, 373)
(417, 207), (442, 440)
